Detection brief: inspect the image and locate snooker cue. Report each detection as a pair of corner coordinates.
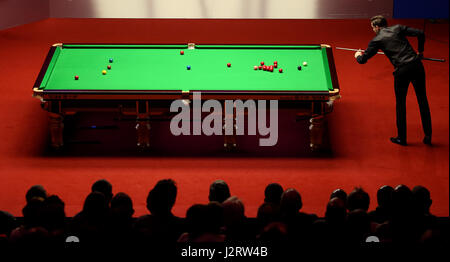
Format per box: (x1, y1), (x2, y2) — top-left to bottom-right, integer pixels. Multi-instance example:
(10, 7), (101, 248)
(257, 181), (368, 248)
(335, 47), (446, 62)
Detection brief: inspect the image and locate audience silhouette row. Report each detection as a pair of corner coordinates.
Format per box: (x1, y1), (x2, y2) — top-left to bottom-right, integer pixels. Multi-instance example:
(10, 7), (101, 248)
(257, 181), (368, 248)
(0, 179), (446, 247)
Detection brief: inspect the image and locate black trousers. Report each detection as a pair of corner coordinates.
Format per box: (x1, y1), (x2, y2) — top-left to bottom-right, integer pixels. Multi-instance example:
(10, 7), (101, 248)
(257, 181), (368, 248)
(393, 60), (432, 140)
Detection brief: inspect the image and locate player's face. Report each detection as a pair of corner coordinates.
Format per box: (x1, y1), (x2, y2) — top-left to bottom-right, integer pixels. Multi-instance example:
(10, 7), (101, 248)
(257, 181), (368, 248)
(371, 23), (380, 34)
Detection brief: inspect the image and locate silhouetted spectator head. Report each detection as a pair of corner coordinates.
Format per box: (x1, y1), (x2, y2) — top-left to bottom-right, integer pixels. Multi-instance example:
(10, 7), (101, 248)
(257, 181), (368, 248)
(180, 203), (225, 242)
(91, 179), (113, 205)
(264, 183), (284, 203)
(82, 191), (108, 218)
(43, 195), (66, 230)
(325, 197), (347, 224)
(420, 228), (444, 246)
(394, 184), (412, 198)
(346, 209), (370, 244)
(330, 188), (347, 203)
(393, 184), (413, 206)
(14, 226), (50, 247)
(208, 180), (231, 203)
(206, 202), (224, 233)
(22, 197), (45, 228)
(347, 187), (370, 212)
(257, 222), (288, 242)
(377, 185), (394, 208)
(280, 188), (302, 215)
(222, 196), (245, 227)
(412, 185), (432, 215)
(25, 185), (47, 203)
(257, 202), (281, 227)
(111, 192), (134, 219)
(185, 204), (209, 237)
(390, 185), (414, 220)
(311, 219), (330, 244)
(0, 210), (16, 237)
(146, 179), (177, 216)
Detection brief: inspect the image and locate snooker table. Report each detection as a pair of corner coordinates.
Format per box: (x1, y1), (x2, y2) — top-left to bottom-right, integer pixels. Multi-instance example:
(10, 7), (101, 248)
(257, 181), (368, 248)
(33, 43), (340, 150)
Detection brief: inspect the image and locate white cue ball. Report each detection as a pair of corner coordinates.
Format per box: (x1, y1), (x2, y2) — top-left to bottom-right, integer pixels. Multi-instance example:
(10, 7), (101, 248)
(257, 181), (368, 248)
(303, 62), (307, 66)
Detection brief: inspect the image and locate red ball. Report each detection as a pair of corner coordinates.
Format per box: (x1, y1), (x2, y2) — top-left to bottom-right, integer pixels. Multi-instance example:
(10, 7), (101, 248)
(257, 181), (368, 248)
(107, 65), (111, 70)
(260, 61), (264, 65)
(74, 75), (79, 80)
(274, 61), (278, 64)
(279, 68), (283, 73)
(258, 66), (262, 70)
(269, 66), (273, 72)
(273, 64), (277, 68)
(227, 63), (231, 67)
(180, 50), (184, 55)
(263, 65), (267, 71)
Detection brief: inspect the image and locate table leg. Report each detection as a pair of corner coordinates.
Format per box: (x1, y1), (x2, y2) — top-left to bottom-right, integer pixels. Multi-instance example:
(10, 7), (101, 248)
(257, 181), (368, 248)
(223, 103), (237, 150)
(223, 127), (237, 149)
(48, 112), (64, 148)
(136, 118), (150, 148)
(309, 115), (329, 151)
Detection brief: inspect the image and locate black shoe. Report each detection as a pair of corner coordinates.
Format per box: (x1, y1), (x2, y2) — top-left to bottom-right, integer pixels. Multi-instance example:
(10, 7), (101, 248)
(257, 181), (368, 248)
(390, 137), (407, 146)
(423, 136), (432, 145)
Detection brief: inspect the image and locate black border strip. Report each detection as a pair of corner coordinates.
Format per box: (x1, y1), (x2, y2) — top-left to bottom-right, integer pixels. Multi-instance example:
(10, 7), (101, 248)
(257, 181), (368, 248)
(62, 43), (322, 48)
(33, 46), (57, 89)
(63, 44), (187, 49)
(325, 46), (340, 91)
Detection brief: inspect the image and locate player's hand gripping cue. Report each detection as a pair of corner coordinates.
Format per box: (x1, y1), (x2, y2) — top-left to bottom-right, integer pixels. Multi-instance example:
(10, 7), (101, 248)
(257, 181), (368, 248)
(354, 49), (364, 59)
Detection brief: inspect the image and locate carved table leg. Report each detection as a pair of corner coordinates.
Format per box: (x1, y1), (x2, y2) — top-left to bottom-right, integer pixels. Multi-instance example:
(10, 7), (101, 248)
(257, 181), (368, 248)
(309, 115), (328, 151)
(223, 103), (236, 150)
(48, 112), (64, 148)
(136, 117), (150, 148)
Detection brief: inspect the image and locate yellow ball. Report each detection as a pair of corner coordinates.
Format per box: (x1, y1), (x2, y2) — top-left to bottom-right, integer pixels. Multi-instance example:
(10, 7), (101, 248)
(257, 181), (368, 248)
(102, 70), (107, 75)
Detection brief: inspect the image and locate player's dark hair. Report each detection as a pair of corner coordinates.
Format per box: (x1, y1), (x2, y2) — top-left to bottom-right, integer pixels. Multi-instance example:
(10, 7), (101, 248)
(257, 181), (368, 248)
(371, 15), (388, 27)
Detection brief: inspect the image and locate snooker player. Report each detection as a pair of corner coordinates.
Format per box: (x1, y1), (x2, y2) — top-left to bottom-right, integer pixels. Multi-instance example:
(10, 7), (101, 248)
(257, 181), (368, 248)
(354, 15), (432, 146)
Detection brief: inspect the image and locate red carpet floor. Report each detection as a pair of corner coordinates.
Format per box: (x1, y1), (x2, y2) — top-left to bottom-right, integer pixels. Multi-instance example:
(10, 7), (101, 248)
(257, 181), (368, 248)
(0, 18), (448, 218)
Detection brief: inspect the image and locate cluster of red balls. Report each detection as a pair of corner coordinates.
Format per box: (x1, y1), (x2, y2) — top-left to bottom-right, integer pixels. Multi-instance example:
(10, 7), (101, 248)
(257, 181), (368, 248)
(254, 61), (282, 73)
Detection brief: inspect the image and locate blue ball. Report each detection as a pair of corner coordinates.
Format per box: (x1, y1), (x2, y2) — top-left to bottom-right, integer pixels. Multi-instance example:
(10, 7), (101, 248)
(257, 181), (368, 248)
(109, 58), (113, 63)
(187, 65), (191, 70)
